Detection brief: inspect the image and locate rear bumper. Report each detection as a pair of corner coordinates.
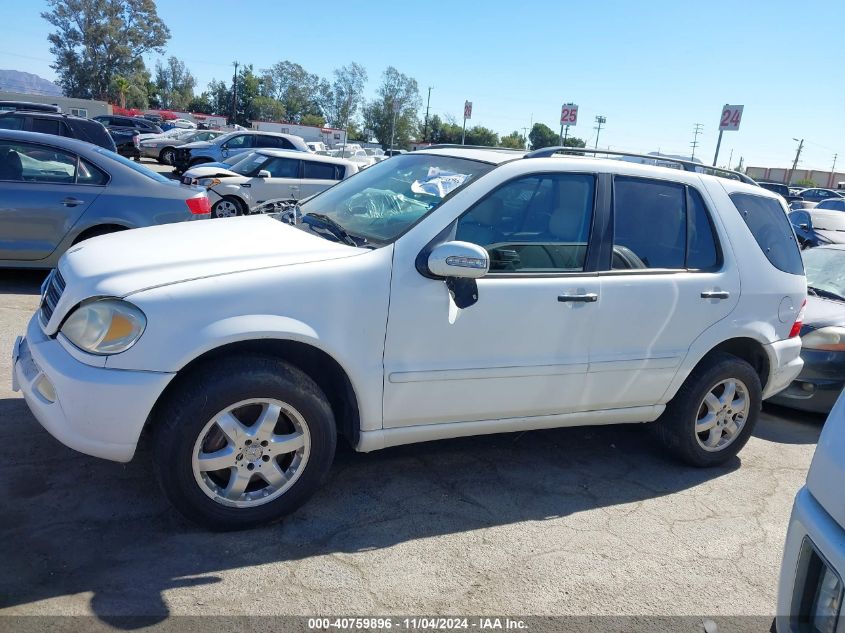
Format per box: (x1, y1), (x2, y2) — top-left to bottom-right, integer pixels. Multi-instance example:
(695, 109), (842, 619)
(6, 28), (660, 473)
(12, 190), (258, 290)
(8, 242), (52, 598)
(12, 314), (174, 462)
(763, 337), (805, 400)
(776, 487), (845, 632)
(767, 348), (845, 413)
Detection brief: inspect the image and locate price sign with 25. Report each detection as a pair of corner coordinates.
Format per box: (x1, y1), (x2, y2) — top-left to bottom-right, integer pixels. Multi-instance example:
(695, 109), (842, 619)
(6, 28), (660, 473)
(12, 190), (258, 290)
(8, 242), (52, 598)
(719, 105), (743, 131)
(560, 104), (578, 126)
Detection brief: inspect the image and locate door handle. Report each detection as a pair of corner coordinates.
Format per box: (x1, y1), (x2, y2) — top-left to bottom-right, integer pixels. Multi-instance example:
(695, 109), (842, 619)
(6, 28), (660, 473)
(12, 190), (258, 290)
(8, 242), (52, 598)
(241, 183), (251, 188)
(701, 291), (730, 300)
(558, 293), (598, 303)
(62, 197), (83, 207)
(290, 185), (300, 190)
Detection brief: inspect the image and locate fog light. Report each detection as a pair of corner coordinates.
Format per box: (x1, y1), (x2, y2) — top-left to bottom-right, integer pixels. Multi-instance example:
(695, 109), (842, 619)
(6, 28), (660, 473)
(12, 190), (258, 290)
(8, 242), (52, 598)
(801, 382), (815, 393)
(35, 375), (56, 402)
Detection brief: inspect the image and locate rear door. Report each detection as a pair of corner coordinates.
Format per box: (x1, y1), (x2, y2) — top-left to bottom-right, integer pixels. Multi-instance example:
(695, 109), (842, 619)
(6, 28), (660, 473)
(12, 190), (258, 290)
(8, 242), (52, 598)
(0, 140), (105, 260)
(584, 176), (739, 409)
(299, 160), (343, 198)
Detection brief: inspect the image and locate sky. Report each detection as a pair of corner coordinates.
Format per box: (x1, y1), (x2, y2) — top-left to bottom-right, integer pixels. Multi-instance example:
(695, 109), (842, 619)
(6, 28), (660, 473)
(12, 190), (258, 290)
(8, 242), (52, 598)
(1, 0), (843, 170)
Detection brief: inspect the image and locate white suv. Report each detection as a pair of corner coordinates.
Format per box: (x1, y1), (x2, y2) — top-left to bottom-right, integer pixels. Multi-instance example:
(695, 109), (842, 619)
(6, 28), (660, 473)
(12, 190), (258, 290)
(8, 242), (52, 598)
(12, 146), (806, 529)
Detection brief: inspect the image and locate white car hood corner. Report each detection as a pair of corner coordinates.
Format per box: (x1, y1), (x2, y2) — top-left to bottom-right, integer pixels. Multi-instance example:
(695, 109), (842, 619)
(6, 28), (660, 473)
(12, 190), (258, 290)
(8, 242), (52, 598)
(55, 216), (363, 319)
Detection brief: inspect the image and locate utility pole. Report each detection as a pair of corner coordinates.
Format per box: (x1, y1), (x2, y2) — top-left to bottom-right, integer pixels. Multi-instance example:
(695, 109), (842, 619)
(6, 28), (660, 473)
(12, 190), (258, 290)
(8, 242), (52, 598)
(341, 96), (352, 159)
(593, 115), (606, 153)
(521, 127), (529, 150)
(789, 138), (804, 185)
(422, 87), (432, 142)
(727, 148), (734, 170)
(231, 61), (239, 125)
(389, 98), (399, 154)
(690, 123), (703, 160)
(829, 153), (838, 188)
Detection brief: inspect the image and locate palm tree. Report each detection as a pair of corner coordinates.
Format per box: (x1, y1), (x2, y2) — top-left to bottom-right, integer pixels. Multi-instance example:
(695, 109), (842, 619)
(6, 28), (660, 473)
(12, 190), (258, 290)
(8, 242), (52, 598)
(114, 76), (130, 109)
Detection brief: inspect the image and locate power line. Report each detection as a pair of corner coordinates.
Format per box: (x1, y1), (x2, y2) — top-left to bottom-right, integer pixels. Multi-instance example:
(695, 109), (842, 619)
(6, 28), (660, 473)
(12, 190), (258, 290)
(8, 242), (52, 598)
(690, 123), (703, 160)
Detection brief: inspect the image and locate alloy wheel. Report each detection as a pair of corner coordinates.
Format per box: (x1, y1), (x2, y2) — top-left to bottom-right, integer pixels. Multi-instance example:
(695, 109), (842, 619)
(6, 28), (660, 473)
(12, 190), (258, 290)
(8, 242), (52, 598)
(694, 378), (750, 452)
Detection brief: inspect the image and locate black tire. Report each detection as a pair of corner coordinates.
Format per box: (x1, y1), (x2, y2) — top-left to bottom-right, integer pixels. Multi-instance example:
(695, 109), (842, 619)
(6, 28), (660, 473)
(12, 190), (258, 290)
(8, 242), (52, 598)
(159, 147), (176, 165)
(211, 196), (246, 218)
(151, 355), (337, 530)
(653, 352), (761, 467)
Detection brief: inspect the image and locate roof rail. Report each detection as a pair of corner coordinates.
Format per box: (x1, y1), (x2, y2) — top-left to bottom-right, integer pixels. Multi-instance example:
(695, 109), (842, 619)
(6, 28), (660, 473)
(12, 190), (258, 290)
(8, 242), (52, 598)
(421, 144), (523, 152)
(524, 147), (758, 186)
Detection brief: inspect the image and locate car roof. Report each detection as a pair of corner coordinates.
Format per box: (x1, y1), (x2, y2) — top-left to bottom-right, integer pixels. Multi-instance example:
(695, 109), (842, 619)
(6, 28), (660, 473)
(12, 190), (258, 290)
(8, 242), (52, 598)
(254, 147), (352, 165)
(415, 146), (524, 165)
(0, 128), (104, 152)
(0, 110), (91, 123)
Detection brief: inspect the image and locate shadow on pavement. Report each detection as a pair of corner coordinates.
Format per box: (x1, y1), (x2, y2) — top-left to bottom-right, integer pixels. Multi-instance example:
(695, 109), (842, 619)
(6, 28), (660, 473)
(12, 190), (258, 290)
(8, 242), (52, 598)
(756, 403), (826, 445)
(0, 398), (744, 626)
(0, 269), (48, 296)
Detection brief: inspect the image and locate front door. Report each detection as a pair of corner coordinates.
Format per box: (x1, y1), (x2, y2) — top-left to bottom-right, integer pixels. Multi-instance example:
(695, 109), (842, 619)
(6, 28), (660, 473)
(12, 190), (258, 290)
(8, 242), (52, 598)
(0, 141), (101, 261)
(382, 172), (601, 428)
(584, 176), (740, 409)
(248, 156), (301, 204)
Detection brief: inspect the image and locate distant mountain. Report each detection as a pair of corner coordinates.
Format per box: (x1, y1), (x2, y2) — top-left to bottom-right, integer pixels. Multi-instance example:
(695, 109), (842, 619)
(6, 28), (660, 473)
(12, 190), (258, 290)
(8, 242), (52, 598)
(0, 70), (62, 97)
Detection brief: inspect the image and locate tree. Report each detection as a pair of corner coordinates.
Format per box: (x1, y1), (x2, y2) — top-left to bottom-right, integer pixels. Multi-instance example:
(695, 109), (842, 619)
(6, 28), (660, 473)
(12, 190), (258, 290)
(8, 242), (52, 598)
(206, 79), (230, 115)
(528, 122), (559, 150)
(155, 56), (196, 110)
(362, 66), (421, 149)
(187, 95), (213, 115)
(464, 126), (499, 147)
(42, 0), (169, 100)
(320, 62), (368, 129)
(500, 130), (526, 149)
(261, 61), (323, 123)
(795, 178), (817, 187)
(300, 113), (326, 127)
(234, 64), (262, 126)
(112, 76), (130, 109)
(251, 95), (286, 121)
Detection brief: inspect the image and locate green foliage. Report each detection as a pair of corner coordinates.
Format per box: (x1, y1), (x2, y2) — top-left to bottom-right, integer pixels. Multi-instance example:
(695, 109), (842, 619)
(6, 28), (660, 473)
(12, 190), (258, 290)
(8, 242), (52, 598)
(300, 113), (326, 128)
(320, 62), (368, 129)
(424, 114), (462, 144)
(795, 178), (817, 187)
(251, 95), (286, 121)
(362, 66), (421, 149)
(155, 56), (196, 111)
(187, 95), (213, 115)
(463, 126), (499, 147)
(261, 60), (324, 123)
(500, 131), (526, 149)
(42, 0), (169, 100)
(528, 122), (558, 150)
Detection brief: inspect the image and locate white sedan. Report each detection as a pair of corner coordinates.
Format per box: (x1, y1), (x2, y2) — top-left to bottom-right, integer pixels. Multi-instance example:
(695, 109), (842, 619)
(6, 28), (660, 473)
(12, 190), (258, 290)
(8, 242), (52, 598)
(185, 148), (358, 217)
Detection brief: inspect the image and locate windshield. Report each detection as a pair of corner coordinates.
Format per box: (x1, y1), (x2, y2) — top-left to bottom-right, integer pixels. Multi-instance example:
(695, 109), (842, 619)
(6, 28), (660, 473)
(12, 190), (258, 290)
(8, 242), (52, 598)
(93, 147), (170, 183)
(811, 211), (845, 231)
(224, 151), (259, 168)
(804, 248), (845, 299)
(298, 153), (494, 243)
(230, 153), (268, 176)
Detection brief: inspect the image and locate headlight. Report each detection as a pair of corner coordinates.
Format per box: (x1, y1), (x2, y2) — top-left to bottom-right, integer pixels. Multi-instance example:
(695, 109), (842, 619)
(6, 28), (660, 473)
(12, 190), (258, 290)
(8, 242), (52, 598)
(60, 299), (146, 355)
(197, 178), (221, 188)
(802, 326), (845, 351)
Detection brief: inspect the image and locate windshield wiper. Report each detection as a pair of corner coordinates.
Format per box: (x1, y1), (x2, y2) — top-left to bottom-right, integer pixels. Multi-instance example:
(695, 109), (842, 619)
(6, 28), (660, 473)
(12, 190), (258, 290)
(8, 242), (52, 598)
(808, 286), (845, 302)
(301, 213), (362, 247)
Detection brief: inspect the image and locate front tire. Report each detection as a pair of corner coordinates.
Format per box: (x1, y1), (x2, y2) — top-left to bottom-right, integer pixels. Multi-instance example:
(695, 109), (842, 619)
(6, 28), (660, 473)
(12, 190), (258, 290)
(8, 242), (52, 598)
(211, 196), (245, 218)
(152, 355), (337, 530)
(159, 147), (176, 165)
(654, 352), (761, 467)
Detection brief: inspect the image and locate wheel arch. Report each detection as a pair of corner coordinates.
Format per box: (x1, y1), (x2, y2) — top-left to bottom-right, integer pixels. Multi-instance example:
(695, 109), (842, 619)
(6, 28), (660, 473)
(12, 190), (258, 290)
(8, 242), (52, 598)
(148, 336), (362, 448)
(71, 223), (131, 245)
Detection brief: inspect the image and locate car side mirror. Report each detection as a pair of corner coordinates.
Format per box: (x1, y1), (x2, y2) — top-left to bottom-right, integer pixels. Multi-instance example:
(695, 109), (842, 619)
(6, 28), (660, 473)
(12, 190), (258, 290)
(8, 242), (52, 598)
(427, 241), (489, 309)
(427, 241), (490, 279)
(257, 170), (271, 178)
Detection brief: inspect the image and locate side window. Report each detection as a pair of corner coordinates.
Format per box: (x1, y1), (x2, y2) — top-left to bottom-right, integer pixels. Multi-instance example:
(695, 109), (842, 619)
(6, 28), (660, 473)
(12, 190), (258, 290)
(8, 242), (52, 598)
(613, 178), (687, 269)
(0, 116), (24, 130)
(226, 135), (251, 149)
(69, 108), (87, 118)
(31, 118), (64, 136)
(456, 173), (596, 273)
(262, 157), (300, 178)
(303, 161), (338, 180)
(686, 188), (719, 270)
(77, 158), (108, 185)
(730, 193), (803, 275)
(0, 142), (77, 183)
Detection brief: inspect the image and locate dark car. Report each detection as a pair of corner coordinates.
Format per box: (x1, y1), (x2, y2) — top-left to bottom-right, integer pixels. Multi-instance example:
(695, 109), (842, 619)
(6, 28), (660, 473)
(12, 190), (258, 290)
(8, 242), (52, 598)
(757, 181), (803, 205)
(93, 114), (162, 135)
(768, 245), (845, 413)
(0, 111), (116, 152)
(796, 187), (845, 204)
(790, 210), (845, 248)
(109, 128), (141, 160)
(0, 101), (61, 113)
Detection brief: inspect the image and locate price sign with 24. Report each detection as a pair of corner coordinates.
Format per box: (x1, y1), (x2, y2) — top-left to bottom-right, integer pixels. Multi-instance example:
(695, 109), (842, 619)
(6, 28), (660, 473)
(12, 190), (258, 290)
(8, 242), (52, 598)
(719, 105), (743, 131)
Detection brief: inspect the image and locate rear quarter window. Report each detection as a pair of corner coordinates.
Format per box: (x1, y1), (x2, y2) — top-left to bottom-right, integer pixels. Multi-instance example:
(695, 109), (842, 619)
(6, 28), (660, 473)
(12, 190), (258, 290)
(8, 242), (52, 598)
(729, 192), (803, 275)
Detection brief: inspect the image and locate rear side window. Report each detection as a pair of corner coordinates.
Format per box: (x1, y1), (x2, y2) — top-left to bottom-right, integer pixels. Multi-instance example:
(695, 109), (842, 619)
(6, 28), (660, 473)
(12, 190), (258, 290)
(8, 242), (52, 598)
(303, 161), (340, 180)
(262, 157), (300, 178)
(729, 193), (803, 275)
(0, 116), (24, 130)
(77, 158), (108, 185)
(686, 188), (719, 269)
(31, 118), (65, 136)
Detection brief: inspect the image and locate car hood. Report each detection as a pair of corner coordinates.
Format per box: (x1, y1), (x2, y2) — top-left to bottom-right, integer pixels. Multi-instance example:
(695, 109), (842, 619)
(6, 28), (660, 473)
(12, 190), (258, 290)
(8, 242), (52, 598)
(815, 229), (845, 244)
(52, 216), (362, 329)
(807, 392), (845, 529)
(179, 140), (215, 150)
(803, 295), (845, 330)
(183, 166), (240, 180)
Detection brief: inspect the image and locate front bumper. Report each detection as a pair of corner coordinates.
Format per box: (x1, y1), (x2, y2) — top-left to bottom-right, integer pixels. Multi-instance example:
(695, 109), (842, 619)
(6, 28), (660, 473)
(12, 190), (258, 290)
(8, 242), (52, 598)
(776, 487), (845, 632)
(768, 349), (845, 414)
(11, 314), (175, 462)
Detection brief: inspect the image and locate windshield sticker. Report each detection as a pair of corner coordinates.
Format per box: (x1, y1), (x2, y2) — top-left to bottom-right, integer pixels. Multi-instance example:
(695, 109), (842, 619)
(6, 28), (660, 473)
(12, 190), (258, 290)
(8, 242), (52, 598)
(411, 168), (470, 198)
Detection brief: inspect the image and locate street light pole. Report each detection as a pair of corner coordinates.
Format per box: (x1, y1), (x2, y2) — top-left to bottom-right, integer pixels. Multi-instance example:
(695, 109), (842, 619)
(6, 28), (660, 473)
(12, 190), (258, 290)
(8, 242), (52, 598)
(422, 86), (432, 142)
(593, 115), (606, 154)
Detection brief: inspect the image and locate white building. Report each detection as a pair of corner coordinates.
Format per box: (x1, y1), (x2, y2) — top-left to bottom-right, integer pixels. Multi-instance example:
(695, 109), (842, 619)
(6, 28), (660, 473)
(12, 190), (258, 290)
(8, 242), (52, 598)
(0, 91), (111, 118)
(251, 120), (347, 147)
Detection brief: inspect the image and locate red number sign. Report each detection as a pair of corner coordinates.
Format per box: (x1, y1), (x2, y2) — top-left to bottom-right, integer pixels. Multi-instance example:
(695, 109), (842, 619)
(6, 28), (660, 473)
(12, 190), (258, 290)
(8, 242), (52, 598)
(464, 101), (472, 120)
(560, 104), (579, 126)
(719, 105), (744, 131)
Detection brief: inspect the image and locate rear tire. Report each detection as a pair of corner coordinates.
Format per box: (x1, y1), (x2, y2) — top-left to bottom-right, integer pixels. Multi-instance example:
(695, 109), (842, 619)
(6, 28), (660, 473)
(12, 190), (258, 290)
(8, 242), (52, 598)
(653, 352), (761, 467)
(152, 355), (337, 531)
(159, 147), (176, 165)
